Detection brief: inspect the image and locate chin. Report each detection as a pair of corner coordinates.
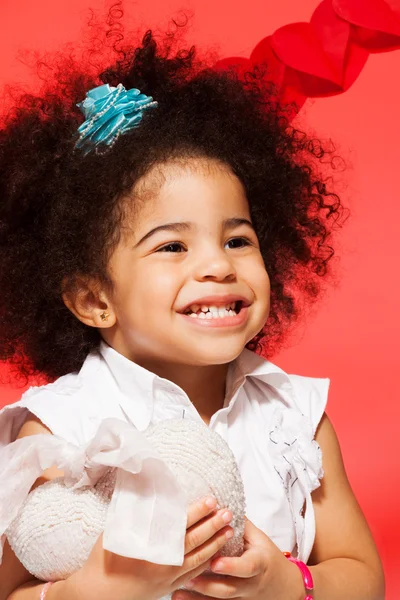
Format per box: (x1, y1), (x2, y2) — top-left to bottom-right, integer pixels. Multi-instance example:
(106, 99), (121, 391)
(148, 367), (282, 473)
(189, 343), (246, 366)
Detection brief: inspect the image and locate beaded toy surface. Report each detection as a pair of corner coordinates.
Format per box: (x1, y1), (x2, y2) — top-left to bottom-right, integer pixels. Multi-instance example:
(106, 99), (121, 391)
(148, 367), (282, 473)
(6, 418), (246, 600)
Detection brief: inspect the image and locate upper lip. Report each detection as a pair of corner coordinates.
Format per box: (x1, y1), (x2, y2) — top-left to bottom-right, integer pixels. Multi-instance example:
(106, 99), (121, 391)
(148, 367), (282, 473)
(179, 294), (252, 314)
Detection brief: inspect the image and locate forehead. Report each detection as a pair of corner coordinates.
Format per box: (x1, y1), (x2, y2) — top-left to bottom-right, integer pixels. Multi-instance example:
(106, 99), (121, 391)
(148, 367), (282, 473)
(131, 158), (250, 223)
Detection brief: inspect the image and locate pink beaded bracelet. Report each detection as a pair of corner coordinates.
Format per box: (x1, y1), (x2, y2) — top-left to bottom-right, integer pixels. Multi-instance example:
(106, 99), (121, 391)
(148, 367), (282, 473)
(40, 582), (53, 600)
(283, 552), (314, 600)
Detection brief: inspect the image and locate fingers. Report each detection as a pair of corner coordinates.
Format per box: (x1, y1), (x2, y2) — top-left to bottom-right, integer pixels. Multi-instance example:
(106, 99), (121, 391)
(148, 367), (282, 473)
(175, 556), (216, 589)
(172, 499), (233, 586)
(210, 550), (263, 578)
(185, 505), (233, 555)
(179, 573), (245, 598)
(185, 515), (233, 564)
(186, 496), (218, 529)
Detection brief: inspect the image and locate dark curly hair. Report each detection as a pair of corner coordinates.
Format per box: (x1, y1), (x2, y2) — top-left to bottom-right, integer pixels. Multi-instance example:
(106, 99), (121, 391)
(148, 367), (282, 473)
(0, 5), (346, 385)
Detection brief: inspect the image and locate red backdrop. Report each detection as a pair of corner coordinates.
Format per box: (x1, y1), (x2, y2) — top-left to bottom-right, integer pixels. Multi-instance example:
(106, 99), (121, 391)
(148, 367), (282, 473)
(0, 0), (398, 597)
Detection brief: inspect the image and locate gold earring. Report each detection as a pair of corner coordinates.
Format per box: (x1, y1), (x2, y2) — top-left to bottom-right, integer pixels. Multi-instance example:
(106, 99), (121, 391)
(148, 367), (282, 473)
(100, 311), (110, 322)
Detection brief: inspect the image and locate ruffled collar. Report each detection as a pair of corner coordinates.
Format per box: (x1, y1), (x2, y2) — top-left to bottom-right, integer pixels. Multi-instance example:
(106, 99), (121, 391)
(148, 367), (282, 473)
(98, 340), (295, 423)
(229, 346), (295, 404)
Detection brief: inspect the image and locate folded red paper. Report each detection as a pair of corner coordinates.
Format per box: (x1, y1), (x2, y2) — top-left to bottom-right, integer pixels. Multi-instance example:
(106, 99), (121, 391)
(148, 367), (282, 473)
(214, 0), (400, 120)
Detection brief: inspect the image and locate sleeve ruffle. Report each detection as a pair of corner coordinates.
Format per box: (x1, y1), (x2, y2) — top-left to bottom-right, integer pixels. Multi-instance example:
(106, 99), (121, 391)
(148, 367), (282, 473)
(0, 418), (187, 567)
(268, 406), (323, 562)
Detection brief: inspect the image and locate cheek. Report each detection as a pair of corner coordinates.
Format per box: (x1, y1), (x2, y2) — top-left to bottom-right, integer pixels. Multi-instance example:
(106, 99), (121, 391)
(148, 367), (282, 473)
(122, 266), (180, 310)
(260, 273), (271, 314)
(257, 272), (271, 325)
(247, 259), (270, 294)
(250, 263), (271, 318)
(264, 272), (271, 298)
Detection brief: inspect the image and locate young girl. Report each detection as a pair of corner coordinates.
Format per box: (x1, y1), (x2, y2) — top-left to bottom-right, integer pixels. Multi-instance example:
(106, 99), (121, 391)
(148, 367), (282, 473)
(0, 11), (384, 600)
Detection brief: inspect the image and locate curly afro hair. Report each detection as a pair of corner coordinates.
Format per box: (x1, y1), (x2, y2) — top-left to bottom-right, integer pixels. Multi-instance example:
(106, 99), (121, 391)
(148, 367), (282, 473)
(0, 6), (346, 385)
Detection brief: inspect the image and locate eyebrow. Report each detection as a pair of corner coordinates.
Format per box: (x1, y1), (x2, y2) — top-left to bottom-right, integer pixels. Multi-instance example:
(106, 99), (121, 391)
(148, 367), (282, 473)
(134, 217), (256, 248)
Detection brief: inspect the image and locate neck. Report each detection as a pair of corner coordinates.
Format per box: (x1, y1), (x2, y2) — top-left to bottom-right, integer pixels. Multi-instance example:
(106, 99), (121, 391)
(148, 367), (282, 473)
(139, 359), (230, 424)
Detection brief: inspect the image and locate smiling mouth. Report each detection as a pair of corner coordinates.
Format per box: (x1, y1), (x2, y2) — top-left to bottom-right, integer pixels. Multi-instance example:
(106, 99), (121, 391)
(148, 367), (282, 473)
(184, 301), (242, 319)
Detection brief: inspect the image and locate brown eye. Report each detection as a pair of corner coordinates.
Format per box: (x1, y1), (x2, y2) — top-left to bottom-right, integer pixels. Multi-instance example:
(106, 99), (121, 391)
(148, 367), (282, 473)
(156, 242), (186, 253)
(225, 237), (252, 249)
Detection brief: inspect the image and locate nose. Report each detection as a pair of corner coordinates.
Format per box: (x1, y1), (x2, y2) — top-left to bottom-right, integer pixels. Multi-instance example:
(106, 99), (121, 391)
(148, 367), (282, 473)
(193, 245), (236, 282)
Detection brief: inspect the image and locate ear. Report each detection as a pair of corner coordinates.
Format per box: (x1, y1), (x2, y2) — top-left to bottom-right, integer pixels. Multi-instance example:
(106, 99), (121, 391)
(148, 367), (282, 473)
(62, 275), (116, 329)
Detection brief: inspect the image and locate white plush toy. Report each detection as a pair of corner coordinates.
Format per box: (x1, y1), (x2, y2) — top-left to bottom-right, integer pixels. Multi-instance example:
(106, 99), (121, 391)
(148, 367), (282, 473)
(5, 418), (246, 599)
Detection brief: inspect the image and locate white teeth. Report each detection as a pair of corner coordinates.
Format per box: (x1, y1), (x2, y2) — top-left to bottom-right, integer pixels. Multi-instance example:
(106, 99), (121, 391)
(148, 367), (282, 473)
(187, 301), (238, 314)
(187, 308), (237, 319)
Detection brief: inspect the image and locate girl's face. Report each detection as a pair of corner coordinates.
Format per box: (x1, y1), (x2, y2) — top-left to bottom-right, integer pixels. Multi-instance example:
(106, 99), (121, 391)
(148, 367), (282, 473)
(105, 158), (270, 368)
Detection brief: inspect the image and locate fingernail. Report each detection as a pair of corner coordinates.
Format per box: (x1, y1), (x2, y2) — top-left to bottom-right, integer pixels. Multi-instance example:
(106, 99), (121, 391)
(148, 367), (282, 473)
(186, 579), (196, 588)
(213, 560), (224, 572)
(205, 497), (216, 508)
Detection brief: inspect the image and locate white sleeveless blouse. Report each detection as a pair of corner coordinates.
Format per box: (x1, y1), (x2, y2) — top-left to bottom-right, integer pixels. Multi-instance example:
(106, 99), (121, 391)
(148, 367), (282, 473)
(0, 341), (329, 569)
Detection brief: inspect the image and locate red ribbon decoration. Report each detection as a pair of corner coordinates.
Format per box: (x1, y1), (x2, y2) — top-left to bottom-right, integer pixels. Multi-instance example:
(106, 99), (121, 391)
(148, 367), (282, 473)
(213, 0), (400, 119)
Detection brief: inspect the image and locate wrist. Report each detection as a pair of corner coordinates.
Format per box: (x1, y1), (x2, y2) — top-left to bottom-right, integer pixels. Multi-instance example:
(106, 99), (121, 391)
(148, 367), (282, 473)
(270, 552), (307, 600)
(45, 582), (64, 600)
(282, 553), (314, 600)
(46, 579), (82, 600)
(286, 560), (309, 600)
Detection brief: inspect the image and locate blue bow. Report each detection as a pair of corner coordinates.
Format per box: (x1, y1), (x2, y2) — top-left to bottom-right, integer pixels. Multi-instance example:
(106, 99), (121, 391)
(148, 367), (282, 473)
(75, 83), (157, 154)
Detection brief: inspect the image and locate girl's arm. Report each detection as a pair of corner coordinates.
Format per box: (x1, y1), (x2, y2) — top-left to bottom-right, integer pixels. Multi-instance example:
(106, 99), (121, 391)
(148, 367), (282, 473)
(1, 415), (122, 600)
(308, 413), (385, 600)
(0, 414), (68, 600)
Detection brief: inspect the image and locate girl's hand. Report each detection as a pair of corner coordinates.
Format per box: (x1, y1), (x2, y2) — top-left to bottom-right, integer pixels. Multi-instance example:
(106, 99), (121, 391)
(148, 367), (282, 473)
(171, 517), (303, 600)
(66, 495), (234, 600)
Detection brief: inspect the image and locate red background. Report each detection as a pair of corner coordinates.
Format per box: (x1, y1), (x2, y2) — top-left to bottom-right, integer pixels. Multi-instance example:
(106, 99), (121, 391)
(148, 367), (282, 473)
(0, 0), (398, 597)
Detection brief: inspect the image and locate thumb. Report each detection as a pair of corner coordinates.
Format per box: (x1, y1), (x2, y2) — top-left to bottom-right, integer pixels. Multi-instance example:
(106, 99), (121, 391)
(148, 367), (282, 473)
(243, 516), (261, 538)
(243, 516), (272, 546)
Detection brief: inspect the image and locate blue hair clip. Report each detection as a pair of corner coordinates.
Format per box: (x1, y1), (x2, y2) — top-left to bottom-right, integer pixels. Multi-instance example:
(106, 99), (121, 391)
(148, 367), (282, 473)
(75, 83), (158, 155)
